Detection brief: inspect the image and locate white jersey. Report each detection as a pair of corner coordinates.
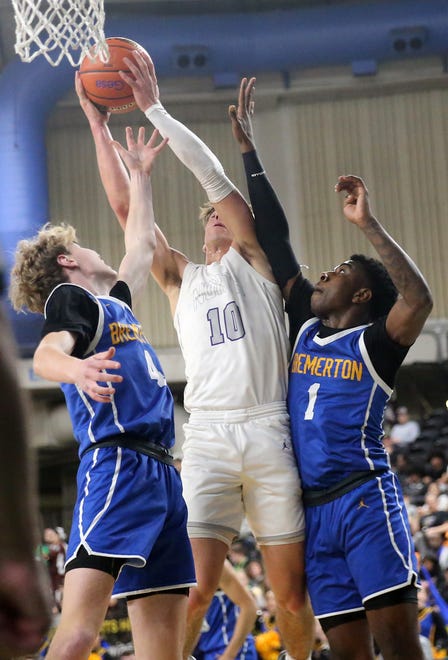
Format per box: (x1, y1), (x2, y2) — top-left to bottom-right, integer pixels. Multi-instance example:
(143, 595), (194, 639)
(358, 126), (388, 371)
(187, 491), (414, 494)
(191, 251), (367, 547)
(174, 247), (289, 412)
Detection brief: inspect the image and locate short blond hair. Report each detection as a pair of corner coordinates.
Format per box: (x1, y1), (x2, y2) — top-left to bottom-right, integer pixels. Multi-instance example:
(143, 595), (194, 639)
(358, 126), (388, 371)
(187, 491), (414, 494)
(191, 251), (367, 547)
(199, 201), (215, 228)
(9, 223), (77, 314)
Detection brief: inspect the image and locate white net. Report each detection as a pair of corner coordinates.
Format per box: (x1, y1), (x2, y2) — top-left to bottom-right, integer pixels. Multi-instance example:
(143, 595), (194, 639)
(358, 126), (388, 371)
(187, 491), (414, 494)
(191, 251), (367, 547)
(12, 0), (109, 67)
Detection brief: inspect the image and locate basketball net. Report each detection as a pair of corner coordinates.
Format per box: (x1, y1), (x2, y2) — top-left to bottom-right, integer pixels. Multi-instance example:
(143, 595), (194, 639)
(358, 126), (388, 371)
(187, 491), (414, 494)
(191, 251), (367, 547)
(12, 0), (109, 67)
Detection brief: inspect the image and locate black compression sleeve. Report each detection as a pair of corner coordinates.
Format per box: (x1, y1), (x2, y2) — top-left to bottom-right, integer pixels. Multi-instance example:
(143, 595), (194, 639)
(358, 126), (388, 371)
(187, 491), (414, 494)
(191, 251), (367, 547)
(242, 150), (299, 289)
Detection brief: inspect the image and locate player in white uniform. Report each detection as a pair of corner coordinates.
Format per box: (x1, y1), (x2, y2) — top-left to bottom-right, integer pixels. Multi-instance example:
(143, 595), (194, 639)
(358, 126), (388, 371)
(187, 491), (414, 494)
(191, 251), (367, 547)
(76, 51), (314, 660)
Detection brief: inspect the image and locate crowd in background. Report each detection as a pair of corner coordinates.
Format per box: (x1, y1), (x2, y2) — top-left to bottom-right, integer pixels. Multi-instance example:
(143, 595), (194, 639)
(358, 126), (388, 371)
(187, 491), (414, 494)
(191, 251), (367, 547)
(32, 402), (448, 660)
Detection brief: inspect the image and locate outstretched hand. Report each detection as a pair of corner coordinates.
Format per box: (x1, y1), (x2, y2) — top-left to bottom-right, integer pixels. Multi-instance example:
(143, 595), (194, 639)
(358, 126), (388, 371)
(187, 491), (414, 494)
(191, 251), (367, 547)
(111, 126), (169, 175)
(75, 70), (110, 126)
(74, 346), (123, 403)
(335, 175), (373, 227)
(120, 50), (160, 113)
(228, 77), (256, 153)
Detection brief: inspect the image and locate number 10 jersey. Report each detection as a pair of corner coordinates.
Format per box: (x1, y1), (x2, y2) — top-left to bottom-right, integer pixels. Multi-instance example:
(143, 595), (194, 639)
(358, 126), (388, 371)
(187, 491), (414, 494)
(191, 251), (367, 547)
(174, 248), (289, 412)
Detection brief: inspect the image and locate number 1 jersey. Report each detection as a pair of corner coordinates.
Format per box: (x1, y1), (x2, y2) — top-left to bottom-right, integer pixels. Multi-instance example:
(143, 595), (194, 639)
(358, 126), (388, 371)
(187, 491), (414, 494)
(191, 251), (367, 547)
(288, 317), (392, 491)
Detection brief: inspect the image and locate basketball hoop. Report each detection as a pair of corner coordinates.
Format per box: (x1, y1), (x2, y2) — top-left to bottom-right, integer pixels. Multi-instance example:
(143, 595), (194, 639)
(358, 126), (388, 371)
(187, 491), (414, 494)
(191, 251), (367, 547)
(11, 0), (109, 67)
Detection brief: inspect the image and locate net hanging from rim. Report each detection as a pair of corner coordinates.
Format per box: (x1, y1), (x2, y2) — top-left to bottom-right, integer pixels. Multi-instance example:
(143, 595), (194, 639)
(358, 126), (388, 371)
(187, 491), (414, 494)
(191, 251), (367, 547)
(12, 0), (109, 67)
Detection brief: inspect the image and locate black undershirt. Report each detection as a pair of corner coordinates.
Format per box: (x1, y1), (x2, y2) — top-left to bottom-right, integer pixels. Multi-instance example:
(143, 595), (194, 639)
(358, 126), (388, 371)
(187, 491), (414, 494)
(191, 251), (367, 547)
(42, 281), (131, 358)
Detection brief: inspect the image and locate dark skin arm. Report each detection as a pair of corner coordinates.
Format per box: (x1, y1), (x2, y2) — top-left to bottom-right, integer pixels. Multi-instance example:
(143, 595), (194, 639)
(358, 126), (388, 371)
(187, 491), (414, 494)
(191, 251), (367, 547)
(336, 174), (433, 346)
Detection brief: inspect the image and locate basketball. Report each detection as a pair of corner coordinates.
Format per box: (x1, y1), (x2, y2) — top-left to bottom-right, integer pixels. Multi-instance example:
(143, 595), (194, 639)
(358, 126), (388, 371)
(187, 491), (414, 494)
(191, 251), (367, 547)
(79, 37), (147, 114)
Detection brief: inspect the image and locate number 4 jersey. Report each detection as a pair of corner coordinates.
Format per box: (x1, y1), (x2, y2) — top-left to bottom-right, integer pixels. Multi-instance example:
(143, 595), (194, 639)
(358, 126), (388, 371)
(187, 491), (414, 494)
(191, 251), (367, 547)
(174, 248), (289, 412)
(42, 282), (174, 457)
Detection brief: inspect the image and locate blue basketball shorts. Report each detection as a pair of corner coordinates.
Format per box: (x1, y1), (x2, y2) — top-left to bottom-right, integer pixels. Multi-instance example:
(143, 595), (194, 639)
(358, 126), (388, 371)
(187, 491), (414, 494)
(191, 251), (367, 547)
(66, 446), (196, 597)
(304, 470), (419, 620)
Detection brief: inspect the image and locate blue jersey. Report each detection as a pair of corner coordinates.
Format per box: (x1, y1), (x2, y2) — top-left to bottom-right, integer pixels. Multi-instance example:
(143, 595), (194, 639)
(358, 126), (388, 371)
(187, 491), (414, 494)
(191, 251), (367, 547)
(195, 590), (257, 660)
(288, 317), (393, 491)
(44, 283), (174, 457)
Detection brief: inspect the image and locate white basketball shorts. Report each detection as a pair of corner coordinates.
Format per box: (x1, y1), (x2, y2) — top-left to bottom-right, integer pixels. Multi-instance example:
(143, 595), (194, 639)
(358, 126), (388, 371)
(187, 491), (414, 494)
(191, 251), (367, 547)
(180, 402), (305, 546)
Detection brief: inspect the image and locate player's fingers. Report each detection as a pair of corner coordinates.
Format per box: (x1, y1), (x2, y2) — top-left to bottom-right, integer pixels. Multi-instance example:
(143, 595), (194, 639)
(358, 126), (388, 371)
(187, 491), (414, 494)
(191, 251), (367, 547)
(74, 71), (84, 97)
(147, 128), (161, 146)
(122, 57), (140, 80)
(152, 136), (169, 154)
(91, 361), (122, 377)
(228, 104), (238, 121)
(246, 77), (256, 107)
(136, 125), (146, 144)
(132, 49), (150, 71)
(139, 48), (153, 67)
(96, 372), (123, 384)
(238, 78), (247, 112)
(131, 50), (153, 83)
(97, 346), (116, 359)
(90, 391), (115, 403)
(87, 382), (118, 399)
(125, 125), (138, 148)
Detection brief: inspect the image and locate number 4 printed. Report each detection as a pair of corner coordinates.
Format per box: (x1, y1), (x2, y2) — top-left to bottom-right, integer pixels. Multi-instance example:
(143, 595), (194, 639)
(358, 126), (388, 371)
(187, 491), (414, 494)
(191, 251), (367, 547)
(144, 350), (167, 387)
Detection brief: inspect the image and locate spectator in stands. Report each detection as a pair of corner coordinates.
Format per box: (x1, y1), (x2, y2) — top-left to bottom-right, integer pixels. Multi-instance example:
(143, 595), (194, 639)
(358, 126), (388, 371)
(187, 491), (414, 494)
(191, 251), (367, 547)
(228, 540), (251, 571)
(390, 406), (421, 447)
(401, 463), (428, 507)
(425, 450), (448, 481)
(418, 580), (448, 657)
(420, 486), (448, 532)
(254, 589), (283, 660)
(43, 527), (66, 611)
(245, 557), (267, 608)
(193, 559), (258, 660)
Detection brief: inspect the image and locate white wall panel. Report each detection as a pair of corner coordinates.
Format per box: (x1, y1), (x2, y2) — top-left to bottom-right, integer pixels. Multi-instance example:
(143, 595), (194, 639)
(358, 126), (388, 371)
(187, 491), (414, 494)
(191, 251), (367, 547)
(47, 82), (448, 357)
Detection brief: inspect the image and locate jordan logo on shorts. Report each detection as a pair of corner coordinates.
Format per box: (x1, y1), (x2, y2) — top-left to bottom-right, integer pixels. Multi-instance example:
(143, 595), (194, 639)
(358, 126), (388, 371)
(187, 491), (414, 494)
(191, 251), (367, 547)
(357, 498), (369, 509)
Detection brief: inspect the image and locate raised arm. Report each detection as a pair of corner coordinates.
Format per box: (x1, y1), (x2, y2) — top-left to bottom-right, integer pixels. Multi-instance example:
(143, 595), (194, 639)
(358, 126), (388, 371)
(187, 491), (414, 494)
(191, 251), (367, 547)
(120, 51), (274, 280)
(76, 71), (188, 304)
(112, 126), (168, 300)
(218, 559), (258, 659)
(229, 77), (301, 300)
(75, 72), (130, 228)
(335, 174), (433, 345)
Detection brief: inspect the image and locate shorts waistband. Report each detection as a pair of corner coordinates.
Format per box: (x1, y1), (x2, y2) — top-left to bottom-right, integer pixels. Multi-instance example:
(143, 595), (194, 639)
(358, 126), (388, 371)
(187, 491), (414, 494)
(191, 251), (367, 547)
(303, 470), (387, 506)
(81, 435), (174, 466)
(188, 401), (287, 424)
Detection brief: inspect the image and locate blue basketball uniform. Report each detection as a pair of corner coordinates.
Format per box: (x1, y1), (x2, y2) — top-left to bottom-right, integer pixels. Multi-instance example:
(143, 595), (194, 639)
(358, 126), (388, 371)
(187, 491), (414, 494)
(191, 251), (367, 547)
(304, 471), (418, 618)
(42, 282), (195, 596)
(45, 283), (174, 457)
(194, 589), (258, 660)
(288, 317), (391, 491)
(288, 316), (419, 618)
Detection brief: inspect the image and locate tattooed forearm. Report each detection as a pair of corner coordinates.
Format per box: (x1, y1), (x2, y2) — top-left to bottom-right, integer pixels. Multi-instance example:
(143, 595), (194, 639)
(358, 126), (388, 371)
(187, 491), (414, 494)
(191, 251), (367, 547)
(361, 216), (431, 305)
